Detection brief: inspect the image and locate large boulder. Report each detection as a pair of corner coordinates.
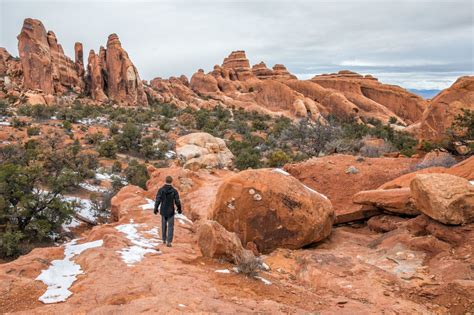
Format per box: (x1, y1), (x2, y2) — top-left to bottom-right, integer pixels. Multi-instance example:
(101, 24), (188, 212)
(210, 169), (334, 253)
(197, 220), (254, 263)
(410, 174), (474, 225)
(176, 132), (234, 170)
(353, 188), (419, 216)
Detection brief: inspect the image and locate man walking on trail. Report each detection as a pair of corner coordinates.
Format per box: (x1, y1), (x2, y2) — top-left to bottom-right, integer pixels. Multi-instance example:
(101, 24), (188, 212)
(153, 176), (182, 247)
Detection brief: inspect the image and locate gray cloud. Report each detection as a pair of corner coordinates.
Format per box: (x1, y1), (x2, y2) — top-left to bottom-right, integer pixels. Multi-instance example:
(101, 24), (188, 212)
(1, 0), (473, 90)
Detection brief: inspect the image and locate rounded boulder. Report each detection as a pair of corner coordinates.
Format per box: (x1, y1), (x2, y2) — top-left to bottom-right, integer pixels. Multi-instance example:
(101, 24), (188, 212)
(210, 169), (335, 253)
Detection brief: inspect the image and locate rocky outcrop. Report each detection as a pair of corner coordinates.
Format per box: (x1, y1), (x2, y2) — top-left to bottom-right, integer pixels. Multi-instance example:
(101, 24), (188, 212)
(17, 18), (54, 94)
(410, 173), (474, 225)
(197, 220), (254, 263)
(87, 50), (108, 102)
(17, 19), (83, 95)
(311, 70), (427, 124)
(190, 69), (220, 94)
(102, 34), (148, 106)
(379, 156), (474, 189)
(353, 188), (419, 216)
(252, 62), (296, 80)
(222, 50), (253, 81)
(175, 132), (234, 170)
(210, 169), (334, 253)
(419, 76), (474, 142)
(74, 42), (85, 78)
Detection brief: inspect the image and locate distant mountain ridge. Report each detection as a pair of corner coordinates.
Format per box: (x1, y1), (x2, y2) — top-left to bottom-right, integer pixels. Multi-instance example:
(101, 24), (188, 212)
(408, 89), (441, 99)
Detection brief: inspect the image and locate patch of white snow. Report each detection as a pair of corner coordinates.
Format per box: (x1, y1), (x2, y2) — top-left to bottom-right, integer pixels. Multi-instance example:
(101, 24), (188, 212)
(35, 239), (103, 304)
(215, 269), (231, 274)
(272, 168), (290, 176)
(255, 276), (272, 285)
(115, 221), (162, 266)
(176, 213), (193, 225)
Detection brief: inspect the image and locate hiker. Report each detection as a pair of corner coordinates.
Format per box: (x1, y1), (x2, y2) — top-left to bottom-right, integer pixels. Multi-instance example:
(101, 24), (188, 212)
(153, 176), (182, 247)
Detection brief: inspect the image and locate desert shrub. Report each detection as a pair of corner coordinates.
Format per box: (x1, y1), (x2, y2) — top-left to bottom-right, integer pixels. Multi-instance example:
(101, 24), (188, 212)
(109, 123), (120, 136)
(98, 140), (118, 158)
(0, 100), (10, 116)
(114, 121), (142, 152)
(447, 109), (474, 152)
(85, 132), (105, 145)
(112, 161), (122, 173)
(140, 136), (157, 159)
(413, 153), (457, 170)
(12, 118), (27, 128)
(282, 118), (342, 156)
(26, 126), (41, 137)
(125, 160), (149, 189)
(324, 138), (362, 154)
(237, 252), (260, 277)
(389, 116), (398, 124)
(62, 120), (73, 132)
(267, 149), (291, 167)
(18, 104), (56, 120)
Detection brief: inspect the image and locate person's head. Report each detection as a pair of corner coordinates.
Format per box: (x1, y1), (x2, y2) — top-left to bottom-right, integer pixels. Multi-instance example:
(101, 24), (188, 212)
(165, 176), (173, 185)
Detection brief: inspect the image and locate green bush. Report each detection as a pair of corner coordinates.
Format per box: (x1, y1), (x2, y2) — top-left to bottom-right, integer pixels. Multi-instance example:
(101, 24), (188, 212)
(115, 121), (142, 152)
(26, 126), (41, 137)
(112, 161), (122, 173)
(98, 140), (118, 158)
(267, 149), (290, 167)
(125, 160), (150, 189)
(0, 163), (75, 257)
(62, 120), (73, 132)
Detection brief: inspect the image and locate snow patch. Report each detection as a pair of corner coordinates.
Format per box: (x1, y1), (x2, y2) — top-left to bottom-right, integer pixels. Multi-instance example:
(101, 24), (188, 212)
(272, 168), (289, 176)
(176, 213), (193, 225)
(215, 269), (231, 274)
(62, 217), (82, 232)
(255, 276), (272, 285)
(140, 198), (155, 211)
(63, 196), (96, 223)
(79, 182), (107, 193)
(36, 239), (103, 304)
(0, 121), (11, 126)
(115, 221), (161, 266)
(165, 150), (176, 159)
(470, 180), (474, 185)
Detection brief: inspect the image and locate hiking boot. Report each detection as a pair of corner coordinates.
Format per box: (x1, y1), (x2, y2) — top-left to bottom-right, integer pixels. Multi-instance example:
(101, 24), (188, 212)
(166, 242), (172, 247)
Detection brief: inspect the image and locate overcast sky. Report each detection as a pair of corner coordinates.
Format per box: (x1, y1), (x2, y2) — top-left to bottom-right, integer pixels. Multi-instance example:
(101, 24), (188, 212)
(1, 0), (473, 90)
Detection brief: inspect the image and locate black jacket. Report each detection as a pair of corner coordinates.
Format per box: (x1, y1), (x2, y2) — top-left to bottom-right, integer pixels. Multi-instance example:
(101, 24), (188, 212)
(154, 184), (182, 217)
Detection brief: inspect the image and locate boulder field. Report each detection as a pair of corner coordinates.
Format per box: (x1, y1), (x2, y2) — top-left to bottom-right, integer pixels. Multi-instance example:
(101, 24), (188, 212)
(1, 155), (473, 313)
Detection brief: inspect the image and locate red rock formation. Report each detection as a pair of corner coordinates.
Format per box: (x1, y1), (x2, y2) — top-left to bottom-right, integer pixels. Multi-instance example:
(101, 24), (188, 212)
(311, 70), (427, 124)
(74, 42), (85, 78)
(221, 50), (253, 81)
(104, 34), (148, 106)
(251, 62), (297, 80)
(190, 69), (220, 94)
(419, 76), (474, 142)
(46, 31), (83, 93)
(17, 18), (83, 96)
(17, 18), (54, 94)
(87, 50), (108, 102)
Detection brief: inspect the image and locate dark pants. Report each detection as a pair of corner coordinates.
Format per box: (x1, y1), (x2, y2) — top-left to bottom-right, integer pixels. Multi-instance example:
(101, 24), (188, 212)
(161, 215), (175, 244)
